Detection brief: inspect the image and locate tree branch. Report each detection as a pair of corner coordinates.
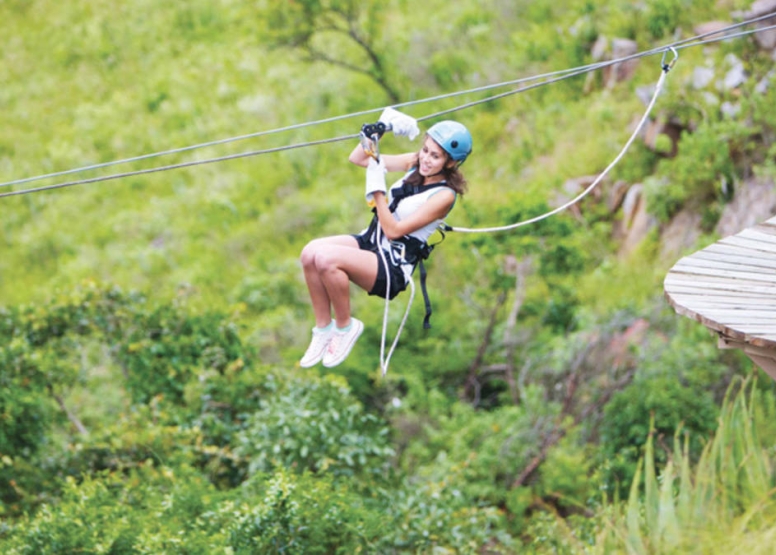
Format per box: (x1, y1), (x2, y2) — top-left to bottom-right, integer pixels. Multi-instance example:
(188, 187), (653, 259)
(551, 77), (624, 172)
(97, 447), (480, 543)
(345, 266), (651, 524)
(504, 256), (533, 403)
(464, 290), (508, 404)
(511, 364), (638, 488)
(48, 385), (88, 435)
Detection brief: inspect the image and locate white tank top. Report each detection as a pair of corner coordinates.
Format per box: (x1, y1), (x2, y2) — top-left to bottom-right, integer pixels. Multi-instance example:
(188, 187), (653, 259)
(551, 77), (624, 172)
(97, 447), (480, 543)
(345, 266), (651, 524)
(376, 177), (456, 281)
(386, 177), (456, 245)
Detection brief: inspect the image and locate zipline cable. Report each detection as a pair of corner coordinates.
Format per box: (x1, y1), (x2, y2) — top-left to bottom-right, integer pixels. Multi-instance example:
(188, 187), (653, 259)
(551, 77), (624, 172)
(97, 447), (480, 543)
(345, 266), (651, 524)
(0, 61), (618, 190)
(0, 66), (604, 191)
(0, 13), (773, 197)
(1, 19), (771, 201)
(0, 137), (347, 198)
(0, 51), (653, 190)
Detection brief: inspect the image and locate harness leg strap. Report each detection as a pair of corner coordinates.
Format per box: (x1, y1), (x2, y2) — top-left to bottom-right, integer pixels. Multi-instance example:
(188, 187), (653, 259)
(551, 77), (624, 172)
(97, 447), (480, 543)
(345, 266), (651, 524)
(419, 260), (432, 329)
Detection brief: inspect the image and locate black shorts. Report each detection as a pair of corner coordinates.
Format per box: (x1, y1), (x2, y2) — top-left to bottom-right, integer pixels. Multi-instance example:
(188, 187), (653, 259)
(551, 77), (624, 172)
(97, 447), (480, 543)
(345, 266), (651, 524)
(353, 234), (408, 300)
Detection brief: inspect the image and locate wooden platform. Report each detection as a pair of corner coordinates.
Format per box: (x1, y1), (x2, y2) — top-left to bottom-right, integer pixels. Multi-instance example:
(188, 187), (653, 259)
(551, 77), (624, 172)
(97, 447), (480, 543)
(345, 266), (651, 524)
(664, 215), (776, 380)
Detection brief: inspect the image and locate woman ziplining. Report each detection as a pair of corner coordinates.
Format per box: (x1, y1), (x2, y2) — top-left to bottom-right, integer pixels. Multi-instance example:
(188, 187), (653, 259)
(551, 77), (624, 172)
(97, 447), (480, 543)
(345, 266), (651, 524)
(297, 48), (677, 373)
(299, 108), (472, 368)
(0, 37), (685, 374)
(0, 17), (772, 372)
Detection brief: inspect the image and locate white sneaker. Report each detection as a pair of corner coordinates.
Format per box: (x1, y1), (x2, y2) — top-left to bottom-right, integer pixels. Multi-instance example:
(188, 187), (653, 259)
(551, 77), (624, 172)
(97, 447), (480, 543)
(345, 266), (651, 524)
(322, 318), (364, 368)
(300, 325), (335, 368)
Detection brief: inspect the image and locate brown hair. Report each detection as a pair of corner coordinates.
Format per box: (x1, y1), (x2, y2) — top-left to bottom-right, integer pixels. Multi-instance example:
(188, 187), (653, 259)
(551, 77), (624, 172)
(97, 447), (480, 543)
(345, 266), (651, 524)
(403, 151), (468, 195)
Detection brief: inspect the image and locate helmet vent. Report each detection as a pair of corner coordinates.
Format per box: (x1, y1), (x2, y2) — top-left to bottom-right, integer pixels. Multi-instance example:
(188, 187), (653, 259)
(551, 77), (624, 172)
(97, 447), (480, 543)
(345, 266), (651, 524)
(451, 140), (458, 148)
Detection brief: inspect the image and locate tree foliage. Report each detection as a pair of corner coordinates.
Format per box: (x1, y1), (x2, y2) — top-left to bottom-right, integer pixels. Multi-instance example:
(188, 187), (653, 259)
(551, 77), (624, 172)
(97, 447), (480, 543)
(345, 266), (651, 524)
(255, 0), (400, 102)
(0, 0), (773, 551)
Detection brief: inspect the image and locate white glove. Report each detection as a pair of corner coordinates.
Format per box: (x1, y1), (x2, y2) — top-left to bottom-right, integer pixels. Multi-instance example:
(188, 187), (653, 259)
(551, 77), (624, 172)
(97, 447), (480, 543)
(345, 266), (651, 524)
(365, 157), (387, 203)
(379, 107), (420, 140)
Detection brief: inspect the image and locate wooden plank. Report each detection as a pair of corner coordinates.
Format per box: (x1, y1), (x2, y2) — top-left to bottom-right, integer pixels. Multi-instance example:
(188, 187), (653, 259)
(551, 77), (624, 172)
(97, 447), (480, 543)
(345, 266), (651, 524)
(729, 324), (776, 334)
(666, 287), (776, 303)
(663, 285), (776, 298)
(665, 275), (776, 295)
(669, 264), (776, 284)
(699, 314), (776, 325)
(665, 293), (776, 308)
(750, 335), (776, 348)
(753, 223), (776, 236)
(668, 264), (774, 280)
(759, 223), (776, 236)
(665, 271), (776, 287)
(665, 300), (708, 323)
(690, 307), (776, 317)
(666, 269), (764, 283)
(682, 317), (776, 341)
(701, 242), (776, 263)
(717, 325), (776, 342)
(738, 227), (776, 244)
(719, 235), (776, 255)
(713, 323), (745, 339)
(695, 246), (774, 261)
(678, 253), (770, 269)
(669, 302), (776, 313)
(677, 255), (776, 274)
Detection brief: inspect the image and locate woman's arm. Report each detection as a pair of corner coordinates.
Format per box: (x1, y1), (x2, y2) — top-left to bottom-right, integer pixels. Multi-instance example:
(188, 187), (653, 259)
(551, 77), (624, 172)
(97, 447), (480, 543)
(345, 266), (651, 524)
(371, 189), (455, 241)
(348, 142), (417, 172)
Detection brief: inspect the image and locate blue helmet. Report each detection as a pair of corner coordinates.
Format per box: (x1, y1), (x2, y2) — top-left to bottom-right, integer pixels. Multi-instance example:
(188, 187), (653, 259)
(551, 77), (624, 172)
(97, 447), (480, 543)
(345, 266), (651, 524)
(427, 121), (472, 163)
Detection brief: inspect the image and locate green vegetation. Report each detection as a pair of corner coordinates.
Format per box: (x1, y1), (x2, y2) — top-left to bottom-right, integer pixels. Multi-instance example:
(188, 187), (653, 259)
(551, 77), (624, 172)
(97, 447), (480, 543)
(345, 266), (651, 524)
(1, 0), (775, 552)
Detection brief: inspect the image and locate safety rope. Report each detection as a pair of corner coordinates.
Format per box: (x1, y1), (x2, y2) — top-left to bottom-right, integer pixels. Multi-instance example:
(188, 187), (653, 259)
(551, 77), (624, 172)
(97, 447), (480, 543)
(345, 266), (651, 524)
(0, 15), (774, 199)
(374, 223), (416, 376)
(447, 49), (676, 234)
(374, 49), (677, 375)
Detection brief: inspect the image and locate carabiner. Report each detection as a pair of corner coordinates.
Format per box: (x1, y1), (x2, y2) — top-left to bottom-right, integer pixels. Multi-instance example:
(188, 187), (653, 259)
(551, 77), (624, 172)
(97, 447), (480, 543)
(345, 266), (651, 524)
(661, 47), (679, 72)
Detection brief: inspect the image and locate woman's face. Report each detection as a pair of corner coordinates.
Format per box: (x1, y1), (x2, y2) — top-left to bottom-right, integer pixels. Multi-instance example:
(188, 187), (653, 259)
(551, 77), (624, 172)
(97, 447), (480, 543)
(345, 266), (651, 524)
(418, 136), (452, 179)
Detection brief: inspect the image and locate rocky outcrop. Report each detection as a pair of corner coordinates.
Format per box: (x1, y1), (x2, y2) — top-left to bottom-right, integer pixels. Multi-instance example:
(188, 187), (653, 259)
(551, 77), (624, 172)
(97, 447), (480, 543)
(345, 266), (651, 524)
(659, 209), (703, 260)
(737, 0), (776, 50)
(587, 36), (640, 91)
(715, 177), (776, 238)
(568, 1), (776, 258)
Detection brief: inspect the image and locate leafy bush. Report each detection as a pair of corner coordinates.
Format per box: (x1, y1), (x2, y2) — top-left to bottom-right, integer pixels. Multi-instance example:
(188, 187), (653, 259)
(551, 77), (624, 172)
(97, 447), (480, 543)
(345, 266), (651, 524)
(373, 473), (515, 553)
(401, 385), (560, 506)
(1, 464), (227, 555)
(645, 0), (686, 39)
(599, 375), (718, 489)
(642, 174), (687, 223)
(0, 341), (57, 457)
(229, 465), (515, 554)
(234, 374), (394, 480)
(537, 429), (597, 513)
(0, 283), (141, 505)
(646, 110), (759, 222)
(116, 304), (250, 405)
(227, 469), (377, 554)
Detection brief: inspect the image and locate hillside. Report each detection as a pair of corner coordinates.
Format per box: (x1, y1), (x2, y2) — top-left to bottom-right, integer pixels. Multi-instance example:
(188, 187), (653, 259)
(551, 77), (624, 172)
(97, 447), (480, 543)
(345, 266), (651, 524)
(1, 0), (776, 552)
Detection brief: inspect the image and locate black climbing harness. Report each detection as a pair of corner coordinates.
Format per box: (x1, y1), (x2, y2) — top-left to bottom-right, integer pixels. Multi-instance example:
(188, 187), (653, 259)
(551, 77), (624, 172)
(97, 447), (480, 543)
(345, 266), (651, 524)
(360, 179), (450, 329)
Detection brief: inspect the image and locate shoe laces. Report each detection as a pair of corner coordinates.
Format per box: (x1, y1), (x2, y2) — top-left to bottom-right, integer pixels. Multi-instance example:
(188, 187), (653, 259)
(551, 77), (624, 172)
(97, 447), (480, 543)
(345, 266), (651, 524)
(326, 331), (345, 355)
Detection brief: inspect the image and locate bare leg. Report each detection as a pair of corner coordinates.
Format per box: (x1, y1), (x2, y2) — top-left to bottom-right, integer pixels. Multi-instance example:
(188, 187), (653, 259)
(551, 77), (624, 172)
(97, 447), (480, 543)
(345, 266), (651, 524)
(301, 236), (351, 327)
(300, 235), (378, 328)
